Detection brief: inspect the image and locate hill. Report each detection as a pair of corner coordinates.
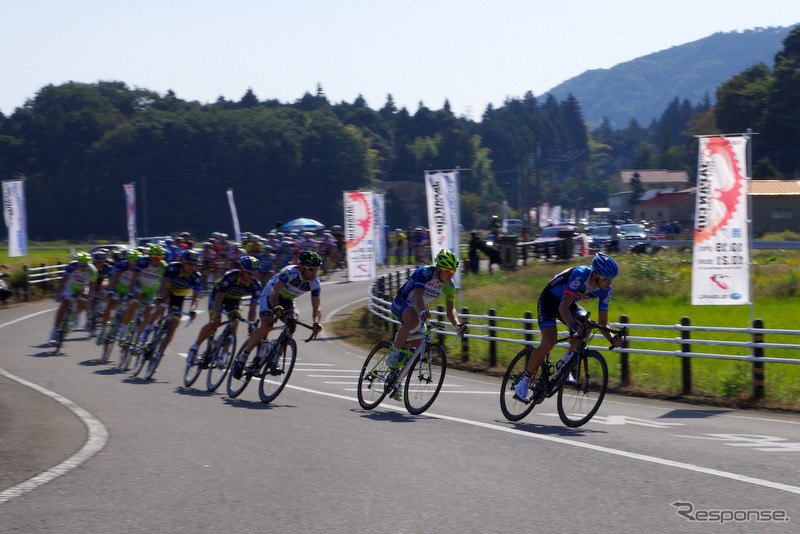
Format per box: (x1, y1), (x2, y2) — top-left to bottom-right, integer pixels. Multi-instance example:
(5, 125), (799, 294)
(545, 25), (796, 129)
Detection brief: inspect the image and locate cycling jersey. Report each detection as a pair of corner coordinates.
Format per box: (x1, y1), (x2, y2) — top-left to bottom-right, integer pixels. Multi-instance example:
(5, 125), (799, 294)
(258, 265), (321, 316)
(543, 265), (611, 311)
(136, 259), (168, 299)
(211, 269), (262, 301)
(60, 261), (98, 297)
(162, 262), (202, 297)
(393, 265), (455, 309)
(111, 258), (147, 295)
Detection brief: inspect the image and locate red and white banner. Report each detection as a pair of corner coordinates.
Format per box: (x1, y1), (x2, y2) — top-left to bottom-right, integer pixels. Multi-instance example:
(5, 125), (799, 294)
(425, 171), (461, 288)
(2, 179), (27, 257)
(226, 188), (242, 243)
(123, 182), (137, 247)
(691, 136), (750, 305)
(344, 190), (376, 281)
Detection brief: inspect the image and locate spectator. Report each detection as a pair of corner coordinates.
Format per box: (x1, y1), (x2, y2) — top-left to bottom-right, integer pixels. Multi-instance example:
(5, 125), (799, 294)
(468, 232), (483, 274)
(609, 221), (620, 253)
(0, 265), (11, 304)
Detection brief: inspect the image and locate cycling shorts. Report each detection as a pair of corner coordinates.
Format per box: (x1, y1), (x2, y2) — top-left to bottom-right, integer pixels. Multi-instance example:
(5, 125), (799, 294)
(537, 288), (586, 330)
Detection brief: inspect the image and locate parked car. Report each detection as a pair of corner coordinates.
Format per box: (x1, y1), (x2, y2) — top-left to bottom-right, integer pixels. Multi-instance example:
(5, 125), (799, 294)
(532, 225), (585, 260)
(621, 223), (647, 242)
(587, 225), (614, 251)
(505, 219), (524, 235)
(87, 243), (130, 258)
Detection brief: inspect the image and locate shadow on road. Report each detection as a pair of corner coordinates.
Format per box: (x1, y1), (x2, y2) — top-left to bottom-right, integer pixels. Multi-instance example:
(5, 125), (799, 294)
(352, 408), (418, 423)
(499, 419), (607, 437)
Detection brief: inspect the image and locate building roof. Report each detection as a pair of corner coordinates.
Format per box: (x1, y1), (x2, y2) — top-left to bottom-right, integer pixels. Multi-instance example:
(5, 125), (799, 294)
(748, 180), (800, 195)
(634, 190), (694, 207)
(621, 169), (690, 185)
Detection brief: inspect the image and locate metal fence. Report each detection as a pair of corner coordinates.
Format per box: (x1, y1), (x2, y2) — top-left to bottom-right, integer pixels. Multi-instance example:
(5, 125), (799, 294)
(367, 270), (800, 399)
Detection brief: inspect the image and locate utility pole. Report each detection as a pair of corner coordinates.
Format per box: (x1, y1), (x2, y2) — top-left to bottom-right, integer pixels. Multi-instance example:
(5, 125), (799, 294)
(534, 129), (541, 233)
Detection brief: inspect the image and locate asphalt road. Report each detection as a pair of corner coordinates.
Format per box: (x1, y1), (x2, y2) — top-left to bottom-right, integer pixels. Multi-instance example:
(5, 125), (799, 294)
(1, 267), (799, 533)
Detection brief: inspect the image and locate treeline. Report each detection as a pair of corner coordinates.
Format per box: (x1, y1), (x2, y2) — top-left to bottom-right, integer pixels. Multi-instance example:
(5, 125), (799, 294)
(1, 27), (798, 241)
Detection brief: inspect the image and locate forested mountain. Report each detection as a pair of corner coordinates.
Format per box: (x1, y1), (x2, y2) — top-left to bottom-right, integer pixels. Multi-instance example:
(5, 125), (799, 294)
(1, 26), (799, 241)
(546, 26), (794, 128)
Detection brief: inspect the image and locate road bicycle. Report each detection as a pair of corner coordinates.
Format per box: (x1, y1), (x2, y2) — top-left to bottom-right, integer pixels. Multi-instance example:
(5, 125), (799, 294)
(357, 320), (459, 415)
(86, 292), (105, 337)
(131, 305), (190, 380)
(182, 309), (245, 391)
(98, 295), (129, 363)
(117, 303), (151, 371)
(500, 315), (627, 427)
(226, 316), (319, 401)
(51, 296), (87, 354)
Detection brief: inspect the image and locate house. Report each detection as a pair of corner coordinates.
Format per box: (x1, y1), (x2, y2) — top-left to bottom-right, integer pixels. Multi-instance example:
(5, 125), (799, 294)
(620, 169), (691, 192)
(632, 189), (696, 228)
(749, 180), (800, 235)
(632, 180), (800, 235)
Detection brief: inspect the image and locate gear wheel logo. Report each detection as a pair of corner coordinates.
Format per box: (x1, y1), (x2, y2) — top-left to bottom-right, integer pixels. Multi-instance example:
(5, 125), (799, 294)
(345, 191), (372, 249)
(694, 137), (745, 244)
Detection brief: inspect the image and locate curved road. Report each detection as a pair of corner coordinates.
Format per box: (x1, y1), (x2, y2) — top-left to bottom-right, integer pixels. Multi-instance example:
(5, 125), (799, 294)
(1, 267), (799, 533)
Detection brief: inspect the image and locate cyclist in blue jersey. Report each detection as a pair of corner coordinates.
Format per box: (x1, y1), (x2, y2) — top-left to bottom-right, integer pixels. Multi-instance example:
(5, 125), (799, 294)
(385, 249), (468, 377)
(232, 250), (324, 379)
(514, 252), (624, 399)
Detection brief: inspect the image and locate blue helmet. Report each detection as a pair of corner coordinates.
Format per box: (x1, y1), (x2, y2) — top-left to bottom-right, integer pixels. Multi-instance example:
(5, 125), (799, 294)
(239, 256), (260, 272)
(591, 253), (618, 278)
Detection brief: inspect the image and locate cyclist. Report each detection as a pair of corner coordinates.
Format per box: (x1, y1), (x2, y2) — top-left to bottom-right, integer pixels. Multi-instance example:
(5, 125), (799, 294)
(185, 256), (262, 364)
(118, 244), (168, 341)
(96, 249), (145, 344)
(85, 249), (114, 330)
(49, 252), (98, 343)
(232, 250), (324, 379)
(514, 252), (624, 400)
(148, 249), (202, 363)
(385, 249), (468, 386)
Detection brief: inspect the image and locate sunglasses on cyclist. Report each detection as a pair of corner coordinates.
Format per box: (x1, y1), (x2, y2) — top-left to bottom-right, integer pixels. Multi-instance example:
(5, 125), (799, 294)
(440, 268), (456, 275)
(597, 275), (614, 282)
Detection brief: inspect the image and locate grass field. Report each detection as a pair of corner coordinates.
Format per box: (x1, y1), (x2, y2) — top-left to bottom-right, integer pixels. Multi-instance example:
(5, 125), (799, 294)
(333, 249), (800, 411)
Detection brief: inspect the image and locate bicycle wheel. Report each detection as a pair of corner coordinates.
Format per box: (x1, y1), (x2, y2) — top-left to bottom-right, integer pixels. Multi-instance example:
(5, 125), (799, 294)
(144, 334), (168, 380)
(404, 344), (447, 415)
(118, 319), (140, 371)
(100, 320), (117, 363)
(226, 343), (253, 398)
(258, 338), (297, 403)
(357, 341), (393, 410)
(557, 350), (608, 428)
(52, 318), (68, 354)
(207, 333), (236, 392)
(499, 347), (541, 422)
(183, 341), (206, 388)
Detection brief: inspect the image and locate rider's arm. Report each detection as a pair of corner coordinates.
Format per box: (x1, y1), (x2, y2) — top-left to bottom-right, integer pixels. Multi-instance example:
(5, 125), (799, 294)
(310, 295), (322, 325)
(247, 298), (258, 323)
(268, 280), (285, 310)
(597, 309), (622, 346)
(558, 292), (577, 331)
(412, 287), (429, 320)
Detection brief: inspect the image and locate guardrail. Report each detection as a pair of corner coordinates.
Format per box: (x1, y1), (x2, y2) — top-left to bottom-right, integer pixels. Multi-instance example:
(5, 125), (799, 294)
(20, 263), (69, 301)
(367, 270), (800, 400)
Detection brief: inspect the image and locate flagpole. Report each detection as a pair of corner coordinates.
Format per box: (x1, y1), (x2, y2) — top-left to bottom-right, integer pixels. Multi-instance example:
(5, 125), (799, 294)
(746, 128), (754, 327)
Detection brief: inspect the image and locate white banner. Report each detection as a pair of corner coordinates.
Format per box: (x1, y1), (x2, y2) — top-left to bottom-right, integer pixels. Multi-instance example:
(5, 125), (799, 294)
(691, 136), (750, 305)
(226, 188), (242, 243)
(501, 200), (508, 233)
(425, 171), (461, 288)
(539, 203), (549, 227)
(2, 179), (27, 257)
(373, 193), (386, 265)
(123, 182), (136, 247)
(344, 190), (376, 281)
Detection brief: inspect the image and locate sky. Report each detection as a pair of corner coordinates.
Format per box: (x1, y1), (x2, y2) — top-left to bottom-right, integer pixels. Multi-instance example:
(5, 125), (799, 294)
(2, 1), (800, 120)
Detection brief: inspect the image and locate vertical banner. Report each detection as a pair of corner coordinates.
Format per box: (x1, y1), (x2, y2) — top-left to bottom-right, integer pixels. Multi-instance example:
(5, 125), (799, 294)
(2, 179), (28, 257)
(691, 136), (751, 305)
(539, 203), (549, 227)
(226, 188), (242, 243)
(344, 190), (376, 281)
(501, 200), (508, 233)
(551, 205), (562, 225)
(123, 182), (137, 247)
(424, 171), (461, 288)
(373, 193), (386, 265)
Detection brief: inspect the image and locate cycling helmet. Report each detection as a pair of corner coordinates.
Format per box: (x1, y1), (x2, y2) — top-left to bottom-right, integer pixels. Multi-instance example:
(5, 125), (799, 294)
(435, 249), (459, 270)
(590, 252), (619, 278)
(91, 249), (108, 261)
(75, 252), (91, 264)
(203, 241), (213, 248)
(181, 249), (199, 263)
(125, 249), (141, 262)
(148, 243), (165, 258)
(298, 250), (322, 268)
(239, 255), (260, 272)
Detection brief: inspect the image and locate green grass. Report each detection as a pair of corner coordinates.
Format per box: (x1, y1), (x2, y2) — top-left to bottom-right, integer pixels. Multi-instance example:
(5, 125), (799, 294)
(334, 249), (800, 411)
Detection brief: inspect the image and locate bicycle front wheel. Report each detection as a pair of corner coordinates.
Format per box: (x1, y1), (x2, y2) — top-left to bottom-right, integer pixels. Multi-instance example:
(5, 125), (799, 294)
(259, 338), (297, 403)
(226, 344), (253, 398)
(357, 341), (393, 410)
(557, 350), (608, 427)
(207, 333), (236, 392)
(499, 347), (541, 422)
(404, 344), (446, 415)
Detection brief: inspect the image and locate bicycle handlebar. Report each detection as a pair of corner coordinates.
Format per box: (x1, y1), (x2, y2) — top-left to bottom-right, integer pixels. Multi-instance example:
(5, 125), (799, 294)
(562, 315), (628, 350)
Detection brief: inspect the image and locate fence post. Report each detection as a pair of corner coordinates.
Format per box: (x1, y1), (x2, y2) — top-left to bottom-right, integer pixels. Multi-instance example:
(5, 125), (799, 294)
(23, 265), (30, 301)
(681, 316), (691, 395)
(460, 306), (469, 363)
(488, 308), (497, 368)
(751, 318), (764, 400)
(620, 314), (630, 386)
(524, 311), (533, 344)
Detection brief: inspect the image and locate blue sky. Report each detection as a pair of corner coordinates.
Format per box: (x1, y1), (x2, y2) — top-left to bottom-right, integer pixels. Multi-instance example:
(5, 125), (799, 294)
(2, 0), (799, 118)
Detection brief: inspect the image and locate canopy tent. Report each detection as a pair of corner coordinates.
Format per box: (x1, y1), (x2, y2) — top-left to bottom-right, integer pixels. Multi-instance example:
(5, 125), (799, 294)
(282, 218), (325, 232)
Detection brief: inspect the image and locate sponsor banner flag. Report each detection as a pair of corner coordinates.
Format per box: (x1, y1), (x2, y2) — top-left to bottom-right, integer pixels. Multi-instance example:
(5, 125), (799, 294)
(501, 200), (508, 233)
(123, 182), (137, 247)
(424, 171), (461, 288)
(691, 136), (750, 305)
(2, 179), (28, 257)
(373, 193), (386, 265)
(344, 190), (376, 281)
(539, 203), (549, 227)
(226, 188), (242, 243)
